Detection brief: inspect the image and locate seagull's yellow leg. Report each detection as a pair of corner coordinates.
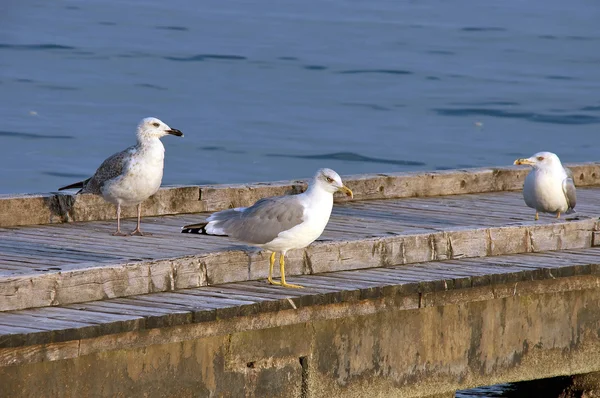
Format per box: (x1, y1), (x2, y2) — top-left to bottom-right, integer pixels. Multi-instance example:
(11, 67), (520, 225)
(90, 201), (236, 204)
(535, 212), (539, 221)
(267, 252), (281, 285)
(279, 253), (303, 289)
(556, 211), (561, 219)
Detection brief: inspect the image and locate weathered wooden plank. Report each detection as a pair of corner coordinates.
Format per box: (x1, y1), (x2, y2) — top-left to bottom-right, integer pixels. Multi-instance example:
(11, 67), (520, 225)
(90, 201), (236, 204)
(3, 164), (600, 228)
(107, 298), (195, 327)
(12, 225), (209, 257)
(0, 313), (100, 347)
(222, 282), (309, 299)
(0, 259), (60, 273)
(65, 301), (187, 329)
(0, 256), (208, 312)
(287, 277), (361, 292)
(0, 216), (597, 312)
(0, 238), (123, 259)
(24, 306), (143, 326)
(2, 247), (600, 352)
(3, 229), (178, 257)
(132, 292), (229, 310)
(0, 185), (203, 228)
(0, 258), (70, 270)
(368, 265), (475, 282)
(1, 185), (599, 312)
(192, 286), (278, 302)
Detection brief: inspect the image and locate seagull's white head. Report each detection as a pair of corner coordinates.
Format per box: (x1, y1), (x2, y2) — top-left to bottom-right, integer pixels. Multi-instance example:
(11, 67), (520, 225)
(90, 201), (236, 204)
(136, 117), (183, 141)
(514, 151), (563, 170)
(311, 168), (353, 198)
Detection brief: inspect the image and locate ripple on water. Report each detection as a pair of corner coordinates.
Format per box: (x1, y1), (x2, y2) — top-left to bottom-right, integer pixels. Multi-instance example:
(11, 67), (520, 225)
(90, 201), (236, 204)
(581, 105), (600, 112)
(545, 75), (575, 80)
(155, 26), (189, 31)
(340, 102), (391, 111)
(116, 51), (154, 59)
(450, 101), (519, 106)
(200, 146), (246, 154)
(42, 171), (88, 179)
(135, 83), (167, 90)
(0, 131), (74, 140)
(337, 69), (413, 75)
(0, 43), (75, 50)
(164, 54), (247, 62)
(426, 50), (455, 55)
(566, 35), (596, 41)
(539, 34), (596, 41)
(460, 27), (507, 32)
(434, 108), (600, 125)
(457, 384), (512, 397)
(38, 84), (79, 91)
(304, 65), (327, 70)
(267, 151), (425, 166)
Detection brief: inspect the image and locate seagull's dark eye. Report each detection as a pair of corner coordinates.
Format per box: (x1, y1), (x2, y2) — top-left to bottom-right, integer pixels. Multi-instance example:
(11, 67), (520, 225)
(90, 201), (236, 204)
(325, 176), (334, 183)
(152, 122), (160, 127)
(537, 156), (544, 161)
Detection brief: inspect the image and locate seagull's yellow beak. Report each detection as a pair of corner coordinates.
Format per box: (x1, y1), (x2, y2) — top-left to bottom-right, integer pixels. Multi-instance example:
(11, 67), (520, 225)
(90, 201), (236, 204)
(338, 185), (353, 198)
(514, 158), (535, 166)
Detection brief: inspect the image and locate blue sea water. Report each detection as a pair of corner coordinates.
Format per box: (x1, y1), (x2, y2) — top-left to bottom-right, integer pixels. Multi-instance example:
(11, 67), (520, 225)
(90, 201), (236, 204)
(1, 0), (599, 195)
(1, 1), (598, 394)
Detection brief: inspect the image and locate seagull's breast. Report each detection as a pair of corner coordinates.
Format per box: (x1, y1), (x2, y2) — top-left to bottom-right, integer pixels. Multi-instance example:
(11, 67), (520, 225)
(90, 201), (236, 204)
(523, 169), (569, 213)
(104, 142), (165, 206)
(264, 193), (334, 253)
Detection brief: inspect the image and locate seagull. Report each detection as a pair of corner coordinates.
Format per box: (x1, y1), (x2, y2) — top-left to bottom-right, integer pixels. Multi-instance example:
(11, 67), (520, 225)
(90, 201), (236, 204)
(58, 117), (183, 236)
(514, 151), (576, 220)
(182, 168), (353, 288)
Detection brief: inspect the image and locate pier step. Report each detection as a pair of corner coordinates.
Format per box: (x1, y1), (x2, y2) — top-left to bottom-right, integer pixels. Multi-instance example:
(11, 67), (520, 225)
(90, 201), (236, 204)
(1, 246), (599, 357)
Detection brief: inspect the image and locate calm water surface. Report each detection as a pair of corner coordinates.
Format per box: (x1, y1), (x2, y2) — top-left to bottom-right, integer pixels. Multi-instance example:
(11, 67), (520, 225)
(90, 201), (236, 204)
(1, 0), (599, 195)
(2, 1), (598, 395)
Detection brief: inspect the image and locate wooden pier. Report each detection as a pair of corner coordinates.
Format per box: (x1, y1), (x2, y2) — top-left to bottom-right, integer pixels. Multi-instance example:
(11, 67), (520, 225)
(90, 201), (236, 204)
(2, 164), (600, 397)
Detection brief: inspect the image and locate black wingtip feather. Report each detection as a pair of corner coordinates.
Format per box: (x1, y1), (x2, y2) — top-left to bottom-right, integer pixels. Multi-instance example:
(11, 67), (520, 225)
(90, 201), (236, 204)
(58, 177), (90, 191)
(181, 227), (208, 234)
(58, 182), (84, 191)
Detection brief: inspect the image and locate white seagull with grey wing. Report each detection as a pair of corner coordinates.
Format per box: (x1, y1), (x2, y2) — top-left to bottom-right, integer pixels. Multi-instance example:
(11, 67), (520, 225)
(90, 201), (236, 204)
(59, 117), (183, 236)
(182, 168), (353, 288)
(514, 151), (576, 220)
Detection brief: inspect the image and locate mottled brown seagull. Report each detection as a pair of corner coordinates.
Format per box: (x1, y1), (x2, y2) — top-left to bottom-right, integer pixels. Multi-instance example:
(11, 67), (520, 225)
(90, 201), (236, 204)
(59, 117), (183, 235)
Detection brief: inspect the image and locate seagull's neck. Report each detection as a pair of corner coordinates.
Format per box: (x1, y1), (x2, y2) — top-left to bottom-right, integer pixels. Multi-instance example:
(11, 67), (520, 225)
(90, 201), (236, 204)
(535, 163), (565, 177)
(135, 136), (166, 161)
(303, 183), (333, 203)
(136, 135), (164, 148)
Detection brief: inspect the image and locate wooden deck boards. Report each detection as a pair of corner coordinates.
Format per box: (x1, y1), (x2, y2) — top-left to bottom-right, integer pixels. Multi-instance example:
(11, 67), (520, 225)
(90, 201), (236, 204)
(2, 188), (599, 277)
(0, 188), (599, 311)
(1, 246), (600, 352)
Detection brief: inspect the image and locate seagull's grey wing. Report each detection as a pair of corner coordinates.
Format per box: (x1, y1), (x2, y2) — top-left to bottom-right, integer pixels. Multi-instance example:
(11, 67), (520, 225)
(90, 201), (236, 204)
(81, 146), (136, 194)
(564, 167), (574, 180)
(562, 176), (577, 210)
(210, 195), (305, 244)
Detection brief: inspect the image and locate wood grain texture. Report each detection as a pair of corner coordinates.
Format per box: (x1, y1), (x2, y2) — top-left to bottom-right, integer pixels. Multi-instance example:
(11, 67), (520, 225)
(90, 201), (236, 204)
(2, 163), (600, 227)
(1, 187), (600, 312)
(1, 247), (600, 357)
